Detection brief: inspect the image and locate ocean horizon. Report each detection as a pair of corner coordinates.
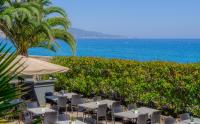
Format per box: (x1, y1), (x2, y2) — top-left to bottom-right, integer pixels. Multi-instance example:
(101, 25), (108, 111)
(2, 38), (200, 63)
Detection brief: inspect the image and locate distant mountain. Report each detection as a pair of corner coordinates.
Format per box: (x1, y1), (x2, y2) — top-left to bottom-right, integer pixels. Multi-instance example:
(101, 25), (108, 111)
(0, 28), (127, 39)
(68, 28), (126, 39)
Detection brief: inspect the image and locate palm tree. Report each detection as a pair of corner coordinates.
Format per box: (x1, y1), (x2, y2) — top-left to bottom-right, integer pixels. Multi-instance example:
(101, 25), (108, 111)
(0, 0), (76, 56)
(0, 0), (42, 33)
(0, 42), (24, 121)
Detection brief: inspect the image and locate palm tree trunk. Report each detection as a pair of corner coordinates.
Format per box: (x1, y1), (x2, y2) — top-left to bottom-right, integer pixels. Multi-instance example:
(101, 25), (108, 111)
(15, 41), (29, 57)
(17, 47), (29, 57)
(20, 51), (28, 57)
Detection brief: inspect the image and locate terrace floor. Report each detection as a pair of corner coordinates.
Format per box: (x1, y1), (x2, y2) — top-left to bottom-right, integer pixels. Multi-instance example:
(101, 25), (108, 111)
(7, 111), (166, 124)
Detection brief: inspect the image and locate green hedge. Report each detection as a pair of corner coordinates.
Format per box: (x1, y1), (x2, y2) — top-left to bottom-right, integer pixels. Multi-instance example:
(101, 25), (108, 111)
(51, 56), (200, 117)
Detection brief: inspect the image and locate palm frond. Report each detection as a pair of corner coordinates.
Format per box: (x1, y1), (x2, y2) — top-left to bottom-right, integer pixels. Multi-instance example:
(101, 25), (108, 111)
(44, 6), (67, 17)
(46, 17), (71, 30)
(53, 29), (76, 55)
(20, 3), (42, 21)
(0, 15), (12, 29)
(38, 22), (54, 41)
(0, 0), (76, 56)
(0, 42), (24, 118)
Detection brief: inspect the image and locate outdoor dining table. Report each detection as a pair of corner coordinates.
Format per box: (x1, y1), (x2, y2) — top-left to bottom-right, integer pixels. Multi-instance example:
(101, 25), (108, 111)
(56, 120), (86, 124)
(114, 107), (160, 120)
(27, 107), (55, 115)
(45, 92), (77, 102)
(78, 99), (116, 110)
(56, 92), (77, 98)
(176, 118), (200, 124)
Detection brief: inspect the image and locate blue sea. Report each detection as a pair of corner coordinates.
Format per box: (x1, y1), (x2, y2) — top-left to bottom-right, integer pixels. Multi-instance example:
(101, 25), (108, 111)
(3, 39), (200, 63)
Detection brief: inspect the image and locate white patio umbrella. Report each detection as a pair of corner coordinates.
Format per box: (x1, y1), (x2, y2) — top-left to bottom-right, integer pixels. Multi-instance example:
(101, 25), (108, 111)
(13, 55), (69, 75)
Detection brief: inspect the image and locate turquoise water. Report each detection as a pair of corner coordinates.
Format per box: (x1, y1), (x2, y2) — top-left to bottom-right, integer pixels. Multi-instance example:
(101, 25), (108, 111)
(3, 39), (200, 63)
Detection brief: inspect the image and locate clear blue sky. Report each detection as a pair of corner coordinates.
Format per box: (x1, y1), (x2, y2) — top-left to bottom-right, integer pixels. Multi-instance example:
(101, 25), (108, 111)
(52, 0), (200, 38)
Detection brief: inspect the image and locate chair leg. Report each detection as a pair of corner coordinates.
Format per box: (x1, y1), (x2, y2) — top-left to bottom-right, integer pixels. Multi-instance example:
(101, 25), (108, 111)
(65, 105), (68, 114)
(77, 106), (79, 117)
(112, 116), (115, 124)
(106, 116), (107, 124)
(71, 105), (73, 113)
(83, 113), (85, 121)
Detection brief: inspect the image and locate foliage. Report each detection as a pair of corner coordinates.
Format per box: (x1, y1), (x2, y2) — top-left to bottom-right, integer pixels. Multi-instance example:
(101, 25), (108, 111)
(51, 56), (200, 117)
(31, 116), (43, 124)
(0, 0), (76, 56)
(0, 42), (24, 121)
